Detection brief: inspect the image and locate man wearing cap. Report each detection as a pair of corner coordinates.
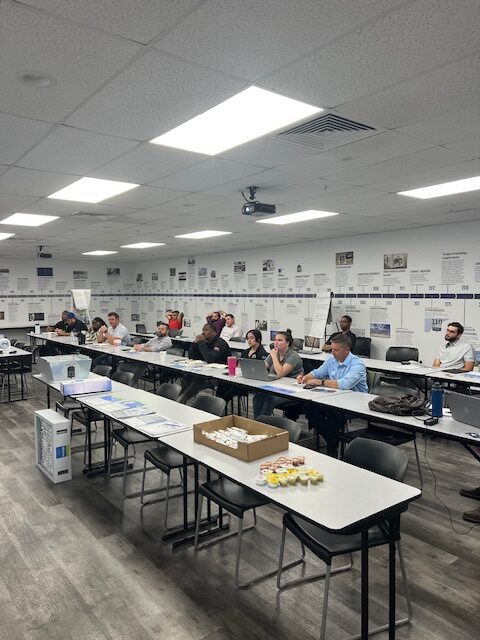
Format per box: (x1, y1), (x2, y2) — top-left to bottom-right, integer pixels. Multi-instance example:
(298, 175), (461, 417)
(55, 312), (87, 336)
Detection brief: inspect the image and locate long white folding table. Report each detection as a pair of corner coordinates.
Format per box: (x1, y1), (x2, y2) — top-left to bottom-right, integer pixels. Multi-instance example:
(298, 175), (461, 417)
(160, 429), (420, 640)
(0, 346), (32, 402)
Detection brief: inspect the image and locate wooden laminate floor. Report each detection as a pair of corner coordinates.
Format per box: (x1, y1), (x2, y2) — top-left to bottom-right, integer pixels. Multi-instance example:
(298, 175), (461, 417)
(0, 376), (479, 639)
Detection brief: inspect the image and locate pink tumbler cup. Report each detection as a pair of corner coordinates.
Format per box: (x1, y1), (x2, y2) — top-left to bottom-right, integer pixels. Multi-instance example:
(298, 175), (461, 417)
(227, 356), (237, 376)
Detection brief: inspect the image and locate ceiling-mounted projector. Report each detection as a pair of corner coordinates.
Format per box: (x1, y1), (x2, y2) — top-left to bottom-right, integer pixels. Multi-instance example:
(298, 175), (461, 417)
(242, 201), (276, 216)
(241, 186), (276, 217)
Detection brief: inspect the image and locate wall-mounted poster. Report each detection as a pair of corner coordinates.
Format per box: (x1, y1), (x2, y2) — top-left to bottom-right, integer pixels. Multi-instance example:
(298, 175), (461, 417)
(262, 258), (274, 272)
(336, 252), (353, 266)
(234, 261), (246, 273)
(384, 253), (407, 270)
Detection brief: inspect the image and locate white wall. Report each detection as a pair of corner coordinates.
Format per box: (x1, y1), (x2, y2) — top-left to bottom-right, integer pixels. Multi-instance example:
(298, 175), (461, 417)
(133, 220), (480, 364)
(2, 221), (479, 364)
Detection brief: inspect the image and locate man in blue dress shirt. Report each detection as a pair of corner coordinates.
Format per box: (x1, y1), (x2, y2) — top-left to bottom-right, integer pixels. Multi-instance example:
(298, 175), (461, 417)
(297, 334), (368, 456)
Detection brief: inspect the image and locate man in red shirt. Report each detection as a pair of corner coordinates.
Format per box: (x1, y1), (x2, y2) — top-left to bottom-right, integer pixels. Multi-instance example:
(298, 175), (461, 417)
(166, 309), (183, 330)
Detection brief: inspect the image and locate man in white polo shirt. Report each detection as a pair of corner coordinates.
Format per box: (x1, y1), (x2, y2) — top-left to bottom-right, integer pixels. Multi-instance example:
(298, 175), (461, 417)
(93, 311), (131, 368)
(220, 313), (241, 341)
(97, 311), (131, 346)
(432, 321), (474, 372)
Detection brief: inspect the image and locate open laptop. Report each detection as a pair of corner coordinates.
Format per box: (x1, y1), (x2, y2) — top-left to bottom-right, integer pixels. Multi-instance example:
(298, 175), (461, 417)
(239, 358), (280, 381)
(447, 391), (480, 429)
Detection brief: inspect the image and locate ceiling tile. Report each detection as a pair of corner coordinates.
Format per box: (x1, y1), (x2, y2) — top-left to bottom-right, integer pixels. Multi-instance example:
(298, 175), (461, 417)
(156, 0), (410, 80)
(325, 147), (469, 187)
(0, 167), (79, 197)
(396, 104), (480, 146)
(0, 193), (39, 215)
(262, 0), (480, 108)
(22, 0), (201, 44)
(0, 2), (140, 121)
(91, 143), (205, 184)
(151, 158), (264, 192)
(0, 113), (53, 164)
(66, 50), (244, 140)
(337, 55), (480, 129)
(105, 185), (188, 208)
(18, 125), (138, 174)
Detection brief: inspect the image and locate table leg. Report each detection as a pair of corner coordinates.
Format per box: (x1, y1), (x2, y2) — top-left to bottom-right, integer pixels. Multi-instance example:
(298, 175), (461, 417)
(361, 528), (369, 640)
(389, 516), (399, 640)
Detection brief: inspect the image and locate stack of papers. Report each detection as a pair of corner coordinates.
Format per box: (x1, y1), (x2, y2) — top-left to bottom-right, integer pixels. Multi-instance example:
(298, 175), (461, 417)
(84, 394), (154, 419)
(125, 414), (190, 437)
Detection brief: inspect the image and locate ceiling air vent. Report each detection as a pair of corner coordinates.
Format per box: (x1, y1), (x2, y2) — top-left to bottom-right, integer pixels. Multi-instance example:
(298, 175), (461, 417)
(68, 210), (114, 220)
(275, 113), (378, 151)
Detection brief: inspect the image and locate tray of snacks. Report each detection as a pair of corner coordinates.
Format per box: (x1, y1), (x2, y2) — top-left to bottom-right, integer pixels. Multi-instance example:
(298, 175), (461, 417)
(255, 455), (324, 488)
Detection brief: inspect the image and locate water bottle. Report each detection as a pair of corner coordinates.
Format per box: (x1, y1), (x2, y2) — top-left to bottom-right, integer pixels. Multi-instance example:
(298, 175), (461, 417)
(70, 331), (77, 345)
(431, 382), (443, 418)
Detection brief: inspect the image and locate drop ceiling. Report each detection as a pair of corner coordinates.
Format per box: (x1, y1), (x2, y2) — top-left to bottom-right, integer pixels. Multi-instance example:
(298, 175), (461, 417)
(0, 0), (479, 262)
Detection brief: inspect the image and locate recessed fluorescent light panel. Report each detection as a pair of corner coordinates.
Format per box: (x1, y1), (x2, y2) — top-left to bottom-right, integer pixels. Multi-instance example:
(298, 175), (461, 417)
(0, 233), (15, 240)
(174, 230), (232, 240)
(82, 250), (118, 256)
(120, 242), (165, 249)
(150, 86), (322, 155)
(257, 210), (339, 225)
(398, 176), (480, 199)
(48, 177), (139, 203)
(0, 213), (59, 226)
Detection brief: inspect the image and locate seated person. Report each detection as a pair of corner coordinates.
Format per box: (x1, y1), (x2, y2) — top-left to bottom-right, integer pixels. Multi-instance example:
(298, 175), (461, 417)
(241, 329), (268, 360)
(322, 315), (356, 352)
(216, 329), (268, 404)
(48, 310), (69, 332)
(178, 324), (231, 404)
(297, 334), (368, 456)
(93, 312), (131, 368)
(166, 309), (183, 331)
(97, 312), (131, 345)
(85, 317), (107, 343)
(220, 313), (242, 341)
(206, 310), (226, 335)
(134, 322), (172, 352)
(252, 330), (303, 418)
(432, 322), (474, 372)
(55, 312), (87, 336)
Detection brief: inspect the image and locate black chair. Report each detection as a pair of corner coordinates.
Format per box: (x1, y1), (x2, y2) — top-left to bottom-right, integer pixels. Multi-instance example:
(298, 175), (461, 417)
(156, 382), (182, 400)
(371, 346), (421, 395)
(130, 336), (144, 345)
(169, 329), (183, 338)
(135, 323), (147, 333)
(139, 382), (186, 521)
(191, 394), (226, 416)
(277, 438), (412, 640)
(340, 383), (424, 487)
(193, 412), (304, 588)
(352, 337), (371, 357)
(167, 347), (184, 356)
(292, 338), (304, 352)
(93, 364), (112, 377)
(230, 336), (246, 343)
(386, 347), (419, 362)
(107, 366), (151, 497)
(114, 364), (145, 387)
(257, 415), (301, 443)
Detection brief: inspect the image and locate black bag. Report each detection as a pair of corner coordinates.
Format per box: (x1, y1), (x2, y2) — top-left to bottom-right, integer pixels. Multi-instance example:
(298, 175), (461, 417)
(368, 394), (426, 416)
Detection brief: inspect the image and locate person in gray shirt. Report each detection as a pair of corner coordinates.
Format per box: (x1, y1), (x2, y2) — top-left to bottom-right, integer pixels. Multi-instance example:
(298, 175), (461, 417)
(253, 330), (303, 418)
(134, 323), (172, 352)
